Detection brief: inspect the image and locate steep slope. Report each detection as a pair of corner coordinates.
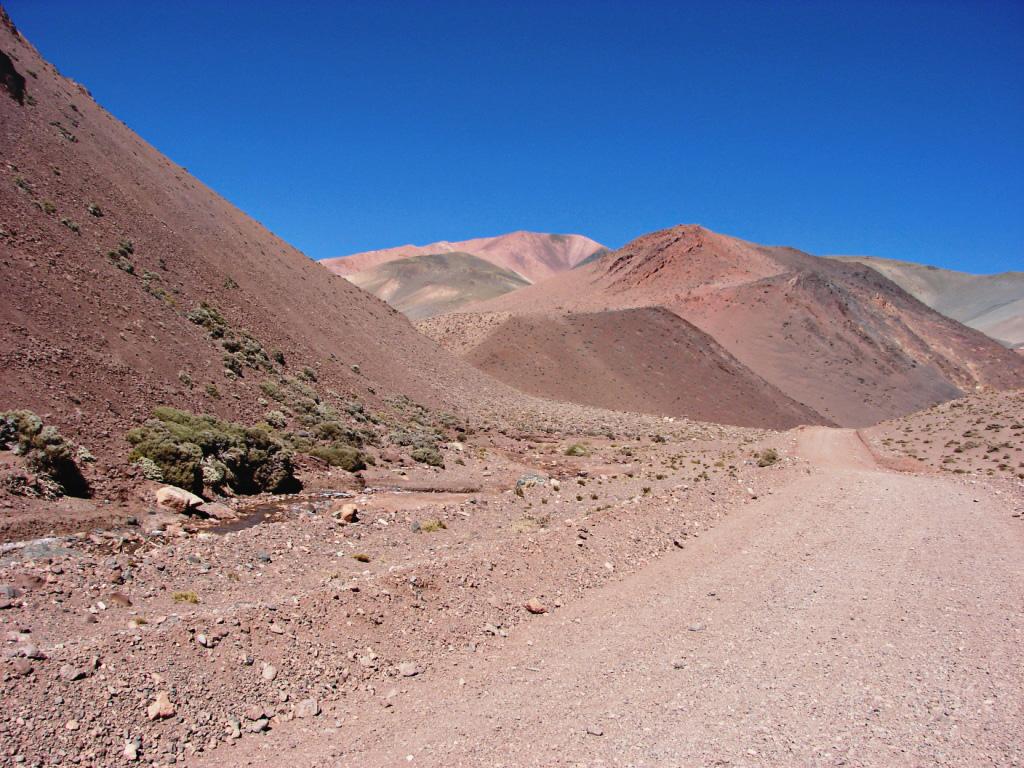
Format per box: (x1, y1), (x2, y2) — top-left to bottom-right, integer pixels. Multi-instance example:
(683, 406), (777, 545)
(0, 11), (509, 491)
(323, 231), (607, 283)
(419, 307), (827, 429)
(832, 256), (1024, 347)
(347, 251), (529, 320)
(458, 226), (1024, 426)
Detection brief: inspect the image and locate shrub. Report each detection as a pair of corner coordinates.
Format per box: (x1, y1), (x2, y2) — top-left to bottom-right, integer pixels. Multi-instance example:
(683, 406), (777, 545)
(187, 302), (227, 338)
(107, 249), (134, 274)
(86, 202), (102, 217)
(126, 407), (297, 495)
(315, 420), (363, 445)
(309, 443), (366, 472)
(265, 410), (287, 429)
(756, 448), (780, 467)
(60, 217), (80, 233)
(298, 366), (318, 383)
(420, 519), (446, 532)
(0, 410), (88, 496)
(563, 443), (590, 457)
(410, 446), (444, 467)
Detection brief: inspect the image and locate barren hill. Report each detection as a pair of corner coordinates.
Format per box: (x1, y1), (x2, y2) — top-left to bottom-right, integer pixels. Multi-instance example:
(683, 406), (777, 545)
(454, 226), (1024, 426)
(323, 231), (607, 283)
(419, 307), (827, 429)
(347, 251), (529, 320)
(0, 11), (511, 493)
(831, 255), (1024, 348)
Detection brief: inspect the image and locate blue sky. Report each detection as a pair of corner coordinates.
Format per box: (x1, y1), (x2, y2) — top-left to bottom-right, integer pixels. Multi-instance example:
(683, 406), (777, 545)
(8, 0), (1023, 272)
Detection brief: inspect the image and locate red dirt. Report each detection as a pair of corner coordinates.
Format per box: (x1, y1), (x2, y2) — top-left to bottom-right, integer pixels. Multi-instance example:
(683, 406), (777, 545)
(463, 225), (1024, 426)
(421, 307), (826, 429)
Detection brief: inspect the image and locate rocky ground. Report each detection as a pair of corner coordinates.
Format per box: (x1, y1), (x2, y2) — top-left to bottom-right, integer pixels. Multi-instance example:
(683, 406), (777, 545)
(863, 389), (1024, 478)
(1, 405), (777, 767)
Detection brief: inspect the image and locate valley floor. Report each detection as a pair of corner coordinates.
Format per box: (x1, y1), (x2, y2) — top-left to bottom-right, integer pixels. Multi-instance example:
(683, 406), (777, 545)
(203, 429), (1024, 767)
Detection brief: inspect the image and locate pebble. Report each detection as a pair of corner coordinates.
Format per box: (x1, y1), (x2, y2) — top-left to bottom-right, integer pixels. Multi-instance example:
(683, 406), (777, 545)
(146, 691), (175, 720)
(59, 664), (86, 682)
(261, 662), (278, 681)
(295, 698), (320, 718)
(398, 662), (421, 677)
(524, 598), (548, 614)
(123, 738), (140, 761)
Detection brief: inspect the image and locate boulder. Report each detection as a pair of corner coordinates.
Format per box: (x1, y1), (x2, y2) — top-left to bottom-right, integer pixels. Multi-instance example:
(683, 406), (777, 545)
(154, 485), (203, 513)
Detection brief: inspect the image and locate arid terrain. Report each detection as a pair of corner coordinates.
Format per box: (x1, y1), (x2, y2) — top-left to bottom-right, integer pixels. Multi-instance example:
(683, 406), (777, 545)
(1, 6), (1022, 768)
(833, 255), (1024, 348)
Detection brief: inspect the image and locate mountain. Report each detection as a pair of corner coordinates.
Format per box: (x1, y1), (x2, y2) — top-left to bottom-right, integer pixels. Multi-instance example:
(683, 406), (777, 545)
(448, 225), (1024, 427)
(831, 256), (1024, 348)
(347, 251), (530, 320)
(0, 10), (509, 493)
(322, 231), (607, 283)
(418, 307), (827, 429)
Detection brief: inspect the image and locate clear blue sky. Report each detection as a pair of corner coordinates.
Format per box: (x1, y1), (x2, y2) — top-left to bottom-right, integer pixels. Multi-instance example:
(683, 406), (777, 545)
(8, 0), (1023, 272)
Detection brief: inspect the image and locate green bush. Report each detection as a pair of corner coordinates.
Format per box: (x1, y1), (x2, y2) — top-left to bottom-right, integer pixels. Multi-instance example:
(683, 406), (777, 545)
(0, 410), (88, 496)
(126, 407), (297, 495)
(756, 448), (780, 467)
(410, 446), (444, 467)
(265, 410), (287, 429)
(563, 443), (590, 457)
(309, 443), (366, 472)
(187, 302), (227, 338)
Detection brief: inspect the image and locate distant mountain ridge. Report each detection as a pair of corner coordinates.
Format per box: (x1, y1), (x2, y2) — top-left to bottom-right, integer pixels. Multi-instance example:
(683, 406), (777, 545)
(347, 252), (530, 320)
(322, 231), (607, 284)
(830, 256), (1024, 348)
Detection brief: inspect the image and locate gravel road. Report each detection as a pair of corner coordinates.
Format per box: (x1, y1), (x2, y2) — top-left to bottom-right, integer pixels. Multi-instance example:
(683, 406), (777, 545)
(216, 428), (1024, 767)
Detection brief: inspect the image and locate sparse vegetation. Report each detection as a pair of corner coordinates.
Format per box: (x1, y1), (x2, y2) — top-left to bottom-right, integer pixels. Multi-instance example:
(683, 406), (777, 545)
(0, 410), (88, 497)
(172, 591), (199, 604)
(755, 448), (780, 467)
(410, 446), (444, 467)
(309, 443), (366, 472)
(564, 443), (591, 457)
(126, 407), (297, 495)
(187, 302), (227, 337)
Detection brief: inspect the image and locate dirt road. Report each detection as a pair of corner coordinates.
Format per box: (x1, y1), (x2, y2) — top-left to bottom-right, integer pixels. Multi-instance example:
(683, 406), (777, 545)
(217, 429), (1024, 767)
